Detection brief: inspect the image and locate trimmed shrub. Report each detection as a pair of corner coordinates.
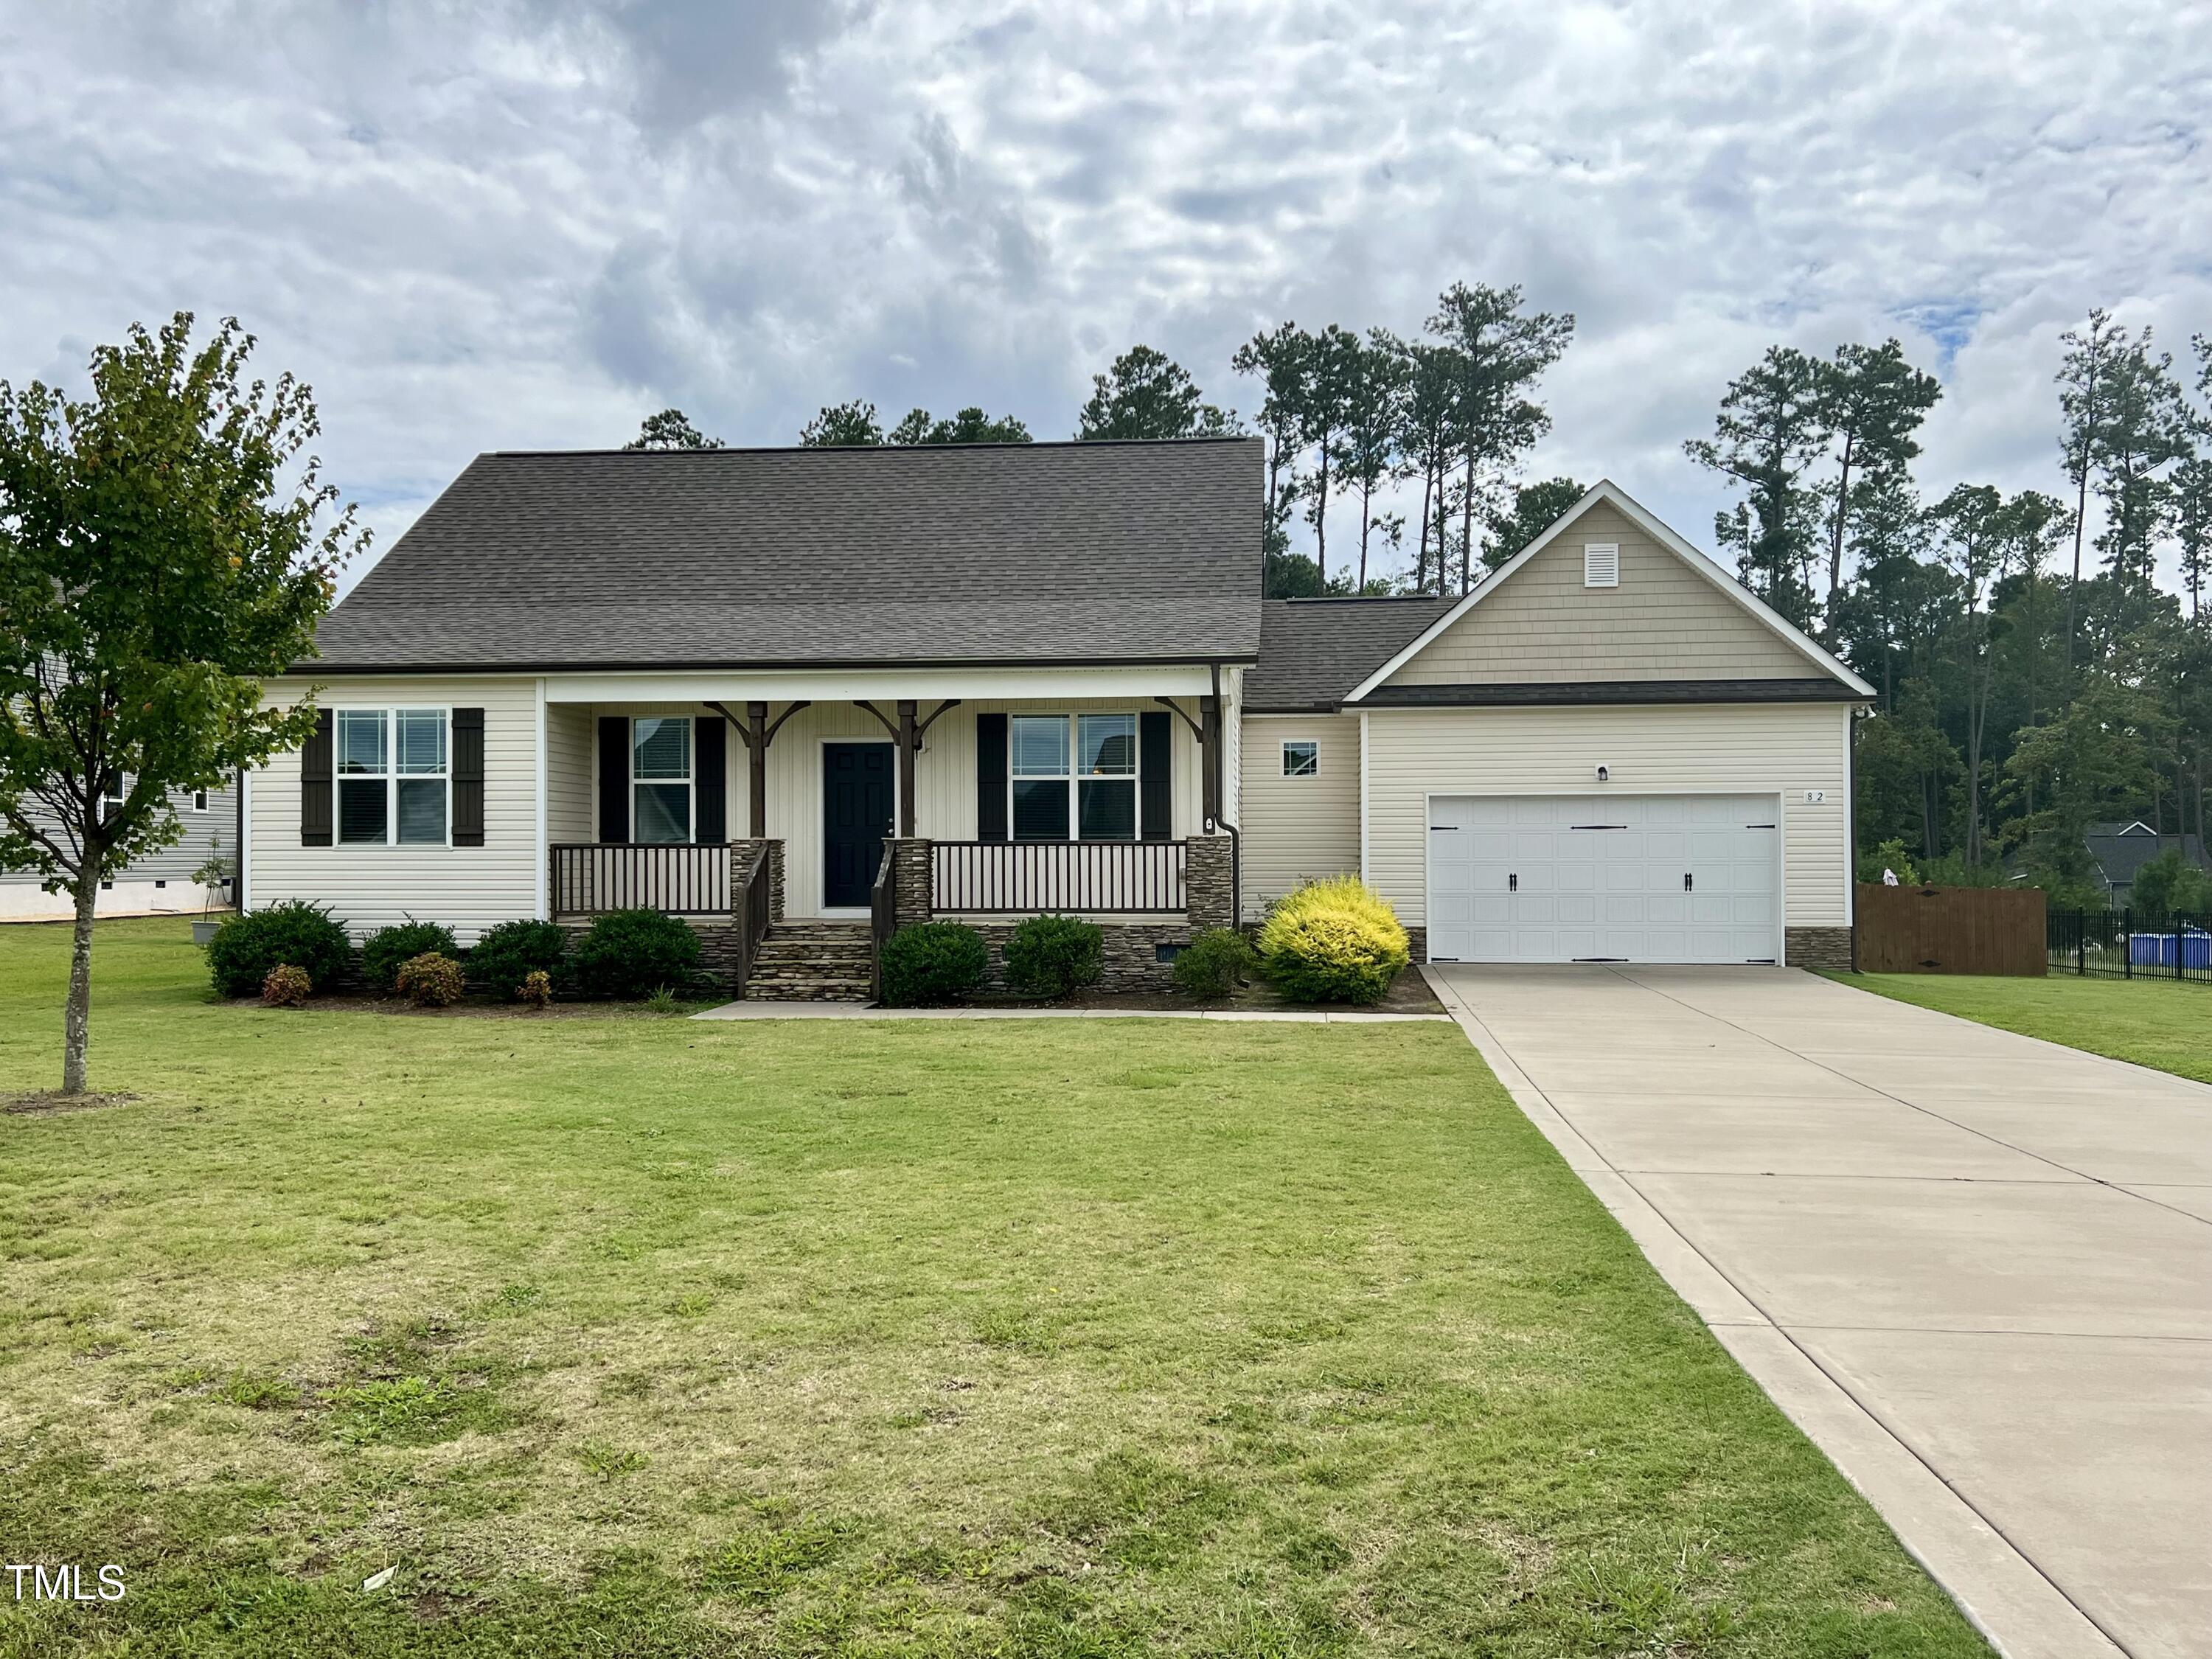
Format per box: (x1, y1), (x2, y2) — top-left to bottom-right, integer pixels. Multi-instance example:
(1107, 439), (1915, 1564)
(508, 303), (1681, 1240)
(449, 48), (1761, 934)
(879, 922), (987, 1006)
(395, 951), (467, 1008)
(568, 908), (701, 1001)
(261, 964), (311, 1008)
(1258, 877), (1409, 1005)
(208, 901), (351, 998)
(1002, 914), (1104, 1000)
(470, 919), (569, 999)
(361, 921), (459, 994)
(518, 969), (554, 1009)
(1172, 926), (1256, 1001)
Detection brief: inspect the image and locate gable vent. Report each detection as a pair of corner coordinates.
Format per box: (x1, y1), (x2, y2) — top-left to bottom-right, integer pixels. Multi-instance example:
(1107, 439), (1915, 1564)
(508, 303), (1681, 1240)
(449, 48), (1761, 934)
(1583, 543), (1620, 588)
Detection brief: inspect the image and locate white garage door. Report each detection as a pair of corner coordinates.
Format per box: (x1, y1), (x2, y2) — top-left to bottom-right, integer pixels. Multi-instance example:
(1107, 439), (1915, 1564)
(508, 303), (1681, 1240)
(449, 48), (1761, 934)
(1427, 794), (1779, 964)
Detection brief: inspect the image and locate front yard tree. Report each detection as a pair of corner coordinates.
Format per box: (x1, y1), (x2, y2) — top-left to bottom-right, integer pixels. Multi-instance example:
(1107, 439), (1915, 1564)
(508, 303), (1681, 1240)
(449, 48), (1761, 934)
(0, 314), (352, 1093)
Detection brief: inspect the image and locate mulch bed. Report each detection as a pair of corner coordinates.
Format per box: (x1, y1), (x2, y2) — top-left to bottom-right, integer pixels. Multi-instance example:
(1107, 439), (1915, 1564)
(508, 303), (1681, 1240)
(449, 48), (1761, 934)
(972, 966), (1447, 1016)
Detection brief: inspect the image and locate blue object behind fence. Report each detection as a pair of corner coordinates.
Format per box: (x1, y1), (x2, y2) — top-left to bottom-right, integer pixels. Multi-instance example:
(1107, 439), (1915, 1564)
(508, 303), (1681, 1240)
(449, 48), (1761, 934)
(2128, 930), (2212, 970)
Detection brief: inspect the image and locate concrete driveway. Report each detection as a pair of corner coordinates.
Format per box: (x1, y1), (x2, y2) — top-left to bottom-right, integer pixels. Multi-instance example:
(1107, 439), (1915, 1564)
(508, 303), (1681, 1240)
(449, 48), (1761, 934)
(1425, 964), (2212, 1659)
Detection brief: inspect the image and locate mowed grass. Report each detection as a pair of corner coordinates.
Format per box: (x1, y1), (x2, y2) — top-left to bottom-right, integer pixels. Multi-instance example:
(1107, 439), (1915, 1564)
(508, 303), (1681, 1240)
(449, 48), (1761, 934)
(1846, 971), (2212, 1084)
(0, 920), (1986, 1657)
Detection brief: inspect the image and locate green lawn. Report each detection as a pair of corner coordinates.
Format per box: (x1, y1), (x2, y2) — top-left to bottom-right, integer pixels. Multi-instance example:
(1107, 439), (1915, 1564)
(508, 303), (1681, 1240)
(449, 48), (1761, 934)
(0, 920), (1986, 1657)
(1844, 971), (2212, 1084)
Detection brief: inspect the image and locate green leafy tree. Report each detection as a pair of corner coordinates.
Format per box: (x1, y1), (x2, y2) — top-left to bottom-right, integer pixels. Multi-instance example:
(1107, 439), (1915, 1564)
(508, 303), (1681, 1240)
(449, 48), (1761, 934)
(2087, 330), (2189, 598)
(1853, 694), (1961, 861)
(2003, 682), (2162, 890)
(889, 406), (1032, 445)
(1685, 346), (1827, 630)
(800, 400), (884, 446)
(0, 315), (353, 1092)
(1289, 324), (1363, 583)
(1390, 338), (1468, 594)
(1927, 484), (2010, 866)
(1425, 282), (1574, 595)
(624, 408), (722, 450)
(2055, 309), (2121, 669)
(1075, 346), (1237, 441)
(1482, 476), (1585, 569)
(1230, 321), (1310, 574)
(1328, 333), (1410, 589)
(1813, 340), (1941, 619)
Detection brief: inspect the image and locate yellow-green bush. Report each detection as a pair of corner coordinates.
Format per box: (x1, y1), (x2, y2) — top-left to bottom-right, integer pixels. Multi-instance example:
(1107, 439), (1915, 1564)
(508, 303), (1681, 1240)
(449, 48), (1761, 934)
(1257, 877), (1409, 1004)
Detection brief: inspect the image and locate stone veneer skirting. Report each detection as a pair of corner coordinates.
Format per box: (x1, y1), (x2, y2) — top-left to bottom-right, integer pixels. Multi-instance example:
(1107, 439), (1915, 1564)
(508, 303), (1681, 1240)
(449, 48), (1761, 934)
(1785, 926), (1855, 972)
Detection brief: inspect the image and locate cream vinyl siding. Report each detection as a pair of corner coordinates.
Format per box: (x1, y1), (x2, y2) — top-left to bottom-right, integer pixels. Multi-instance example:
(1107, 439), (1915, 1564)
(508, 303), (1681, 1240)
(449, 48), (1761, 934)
(1362, 703), (1850, 935)
(1384, 506), (1812, 686)
(579, 698), (1206, 918)
(546, 703), (595, 841)
(1238, 714), (1360, 920)
(248, 675), (540, 942)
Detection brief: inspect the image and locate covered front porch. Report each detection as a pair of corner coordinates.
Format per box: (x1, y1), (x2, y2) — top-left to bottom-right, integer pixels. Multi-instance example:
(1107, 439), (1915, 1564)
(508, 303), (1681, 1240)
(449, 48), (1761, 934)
(536, 667), (1239, 1000)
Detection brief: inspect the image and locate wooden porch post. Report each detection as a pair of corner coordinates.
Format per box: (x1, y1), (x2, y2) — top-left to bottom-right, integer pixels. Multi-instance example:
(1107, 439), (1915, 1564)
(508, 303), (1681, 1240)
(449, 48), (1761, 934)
(1199, 693), (1221, 830)
(746, 701), (769, 839)
(897, 699), (919, 838)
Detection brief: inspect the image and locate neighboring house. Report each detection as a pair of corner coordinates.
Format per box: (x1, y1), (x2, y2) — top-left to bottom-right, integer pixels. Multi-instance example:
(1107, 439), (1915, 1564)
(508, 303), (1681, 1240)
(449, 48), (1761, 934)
(239, 442), (1872, 996)
(2083, 820), (2211, 905)
(1, 778), (238, 922)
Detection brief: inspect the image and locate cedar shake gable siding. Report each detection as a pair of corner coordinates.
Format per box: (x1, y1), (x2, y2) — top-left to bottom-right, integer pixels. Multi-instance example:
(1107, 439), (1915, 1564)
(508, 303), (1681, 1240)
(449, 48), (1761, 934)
(309, 439), (1264, 673)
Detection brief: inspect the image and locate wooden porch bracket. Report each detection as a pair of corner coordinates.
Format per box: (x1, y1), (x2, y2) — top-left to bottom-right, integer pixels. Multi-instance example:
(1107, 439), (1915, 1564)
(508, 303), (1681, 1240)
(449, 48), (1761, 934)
(714, 700), (810, 841)
(1152, 696), (1204, 741)
(856, 699), (958, 838)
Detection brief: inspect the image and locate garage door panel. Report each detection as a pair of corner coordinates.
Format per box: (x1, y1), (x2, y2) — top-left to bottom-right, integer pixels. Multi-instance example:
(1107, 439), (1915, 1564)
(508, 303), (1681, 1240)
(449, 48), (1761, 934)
(1427, 793), (1778, 964)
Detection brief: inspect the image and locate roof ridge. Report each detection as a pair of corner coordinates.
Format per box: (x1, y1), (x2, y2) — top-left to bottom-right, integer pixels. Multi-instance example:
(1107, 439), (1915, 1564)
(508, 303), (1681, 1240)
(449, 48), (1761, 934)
(482, 436), (1259, 459)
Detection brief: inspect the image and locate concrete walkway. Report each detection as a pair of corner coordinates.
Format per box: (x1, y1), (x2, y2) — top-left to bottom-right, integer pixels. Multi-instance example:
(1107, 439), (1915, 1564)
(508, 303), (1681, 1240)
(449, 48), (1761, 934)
(1425, 964), (2212, 1659)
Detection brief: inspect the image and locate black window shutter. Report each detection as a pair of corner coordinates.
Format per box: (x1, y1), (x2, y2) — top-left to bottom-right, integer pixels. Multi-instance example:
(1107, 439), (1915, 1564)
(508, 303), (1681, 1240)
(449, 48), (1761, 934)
(300, 709), (333, 846)
(451, 708), (485, 846)
(976, 712), (1008, 842)
(597, 715), (630, 844)
(695, 716), (726, 844)
(1139, 712), (1172, 841)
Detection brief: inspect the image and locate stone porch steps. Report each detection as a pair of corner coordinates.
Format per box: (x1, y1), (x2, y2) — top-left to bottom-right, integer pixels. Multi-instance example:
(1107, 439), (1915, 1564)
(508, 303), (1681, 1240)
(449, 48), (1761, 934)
(743, 921), (875, 1004)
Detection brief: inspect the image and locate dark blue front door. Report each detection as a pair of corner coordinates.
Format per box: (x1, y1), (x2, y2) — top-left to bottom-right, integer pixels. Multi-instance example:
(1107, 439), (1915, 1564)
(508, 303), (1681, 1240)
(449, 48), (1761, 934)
(823, 742), (894, 908)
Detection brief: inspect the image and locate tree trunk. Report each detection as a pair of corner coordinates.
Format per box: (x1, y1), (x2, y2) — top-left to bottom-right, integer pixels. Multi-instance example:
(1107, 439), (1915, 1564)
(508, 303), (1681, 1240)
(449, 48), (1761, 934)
(1459, 446), (1475, 595)
(1313, 430), (1331, 580)
(1826, 429), (1854, 626)
(2065, 441), (2091, 672)
(1416, 457), (1433, 594)
(1357, 474), (1372, 589)
(63, 852), (100, 1095)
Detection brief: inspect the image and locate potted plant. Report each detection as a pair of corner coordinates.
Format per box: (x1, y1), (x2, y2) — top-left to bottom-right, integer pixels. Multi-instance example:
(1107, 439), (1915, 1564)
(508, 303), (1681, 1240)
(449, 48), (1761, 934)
(190, 844), (236, 945)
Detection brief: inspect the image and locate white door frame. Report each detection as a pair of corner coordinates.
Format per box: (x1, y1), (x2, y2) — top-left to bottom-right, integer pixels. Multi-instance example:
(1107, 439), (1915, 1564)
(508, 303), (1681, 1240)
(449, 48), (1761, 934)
(1422, 788), (1787, 967)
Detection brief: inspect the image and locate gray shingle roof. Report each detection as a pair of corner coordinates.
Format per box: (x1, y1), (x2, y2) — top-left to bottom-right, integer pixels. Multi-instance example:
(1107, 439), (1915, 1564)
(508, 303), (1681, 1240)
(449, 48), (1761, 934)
(309, 439), (1264, 672)
(1242, 597), (1458, 710)
(2084, 829), (2208, 891)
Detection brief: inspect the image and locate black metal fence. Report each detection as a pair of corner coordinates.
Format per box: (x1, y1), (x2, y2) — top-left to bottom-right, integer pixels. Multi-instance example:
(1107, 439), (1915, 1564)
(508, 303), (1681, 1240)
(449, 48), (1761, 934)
(2048, 908), (2212, 984)
(931, 839), (1187, 914)
(551, 842), (731, 916)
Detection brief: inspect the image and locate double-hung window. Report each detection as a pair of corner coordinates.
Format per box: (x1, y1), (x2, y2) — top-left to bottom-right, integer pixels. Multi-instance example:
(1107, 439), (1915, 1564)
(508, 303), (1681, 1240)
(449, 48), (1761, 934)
(1009, 714), (1139, 841)
(336, 708), (449, 845)
(632, 717), (693, 844)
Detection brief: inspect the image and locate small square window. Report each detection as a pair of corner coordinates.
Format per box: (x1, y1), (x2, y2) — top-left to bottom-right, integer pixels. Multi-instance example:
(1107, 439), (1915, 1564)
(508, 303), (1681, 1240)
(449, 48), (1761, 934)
(1282, 741), (1318, 778)
(1583, 543), (1620, 588)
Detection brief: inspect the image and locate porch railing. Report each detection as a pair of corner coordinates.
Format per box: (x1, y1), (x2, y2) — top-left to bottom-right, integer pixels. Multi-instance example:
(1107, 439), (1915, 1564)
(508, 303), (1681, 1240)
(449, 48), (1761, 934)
(734, 844), (772, 995)
(550, 842), (731, 916)
(932, 839), (1186, 914)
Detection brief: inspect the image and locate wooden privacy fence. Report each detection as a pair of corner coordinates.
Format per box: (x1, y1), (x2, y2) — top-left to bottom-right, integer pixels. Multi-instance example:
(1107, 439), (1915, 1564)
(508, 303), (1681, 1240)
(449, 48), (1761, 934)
(1854, 884), (2047, 975)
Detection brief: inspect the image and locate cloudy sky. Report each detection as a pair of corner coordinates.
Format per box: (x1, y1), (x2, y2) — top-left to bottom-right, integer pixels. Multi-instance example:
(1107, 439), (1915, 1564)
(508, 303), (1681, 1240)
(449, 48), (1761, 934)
(4, 0), (2208, 592)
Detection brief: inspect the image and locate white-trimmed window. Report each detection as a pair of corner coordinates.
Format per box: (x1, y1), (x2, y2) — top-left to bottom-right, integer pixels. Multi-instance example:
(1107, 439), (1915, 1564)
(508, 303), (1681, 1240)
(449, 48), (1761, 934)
(336, 708), (449, 845)
(190, 788), (209, 812)
(1583, 543), (1620, 588)
(632, 717), (693, 844)
(1010, 713), (1138, 841)
(1281, 740), (1318, 778)
(100, 776), (126, 823)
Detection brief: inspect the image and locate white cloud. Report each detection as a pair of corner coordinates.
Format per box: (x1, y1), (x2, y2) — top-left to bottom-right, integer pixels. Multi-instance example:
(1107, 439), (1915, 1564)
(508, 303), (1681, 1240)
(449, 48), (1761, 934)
(1, 0), (2206, 591)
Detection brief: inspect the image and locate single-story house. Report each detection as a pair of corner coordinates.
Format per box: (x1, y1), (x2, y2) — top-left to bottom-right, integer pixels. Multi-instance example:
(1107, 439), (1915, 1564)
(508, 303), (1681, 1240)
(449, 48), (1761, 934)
(2082, 820), (2211, 906)
(239, 439), (1872, 997)
(2, 778), (237, 922)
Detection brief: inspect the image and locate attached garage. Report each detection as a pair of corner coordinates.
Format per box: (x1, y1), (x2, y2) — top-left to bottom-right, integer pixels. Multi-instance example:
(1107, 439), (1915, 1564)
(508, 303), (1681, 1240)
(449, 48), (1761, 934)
(1426, 793), (1780, 964)
(1321, 479), (1876, 971)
